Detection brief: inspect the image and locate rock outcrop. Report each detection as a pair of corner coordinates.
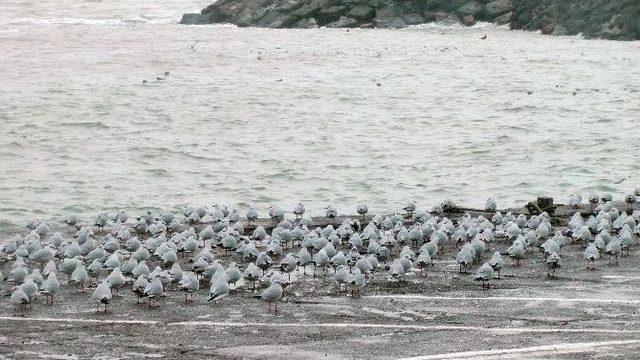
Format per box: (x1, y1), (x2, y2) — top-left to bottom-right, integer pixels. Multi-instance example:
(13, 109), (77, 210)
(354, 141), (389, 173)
(510, 0), (640, 40)
(180, 0), (640, 40)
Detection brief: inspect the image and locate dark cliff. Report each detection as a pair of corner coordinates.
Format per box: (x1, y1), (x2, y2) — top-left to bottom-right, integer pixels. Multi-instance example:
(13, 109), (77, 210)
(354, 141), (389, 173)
(180, 0), (640, 40)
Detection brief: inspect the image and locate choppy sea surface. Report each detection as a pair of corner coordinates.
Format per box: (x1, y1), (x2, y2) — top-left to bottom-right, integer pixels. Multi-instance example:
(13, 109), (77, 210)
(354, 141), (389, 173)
(1, 0), (639, 232)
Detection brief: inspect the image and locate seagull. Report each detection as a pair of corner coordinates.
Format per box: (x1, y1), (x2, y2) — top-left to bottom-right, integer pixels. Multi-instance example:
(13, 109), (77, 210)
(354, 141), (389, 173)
(605, 240), (621, 265)
(20, 276), (39, 303)
(356, 204), (368, 220)
(63, 214), (81, 229)
(255, 252), (273, 275)
(11, 286), (31, 313)
(507, 241), (525, 267)
(296, 247), (312, 275)
(456, 247), (474, 273)
(268, 205), (285, 223)
(70, 263), (89, 292)
(403, 201), (416, 218)
(584, 243), (600, 270)
(133, 275), (149, 304)
(40, 273), (60, 305)
(313, 249), (329, 276)
(143, 277), (165, 307)
(156, 71), (170, 81)
(485, 198), (497, 212)
(208, 272), (230, 303)
(333, 265), (350, 293)
(179, 272), (199, 303)
(474, 262), (494, 289)
(169, 263), (184, 289)
(106, 268), (126, 295)
(92, 280), (112, 313)
(279, 253), (298, 282)
(354, 256), (373, 276)
(293, 203), (305, 220)
(7, 264), (28, 285)
(389, 259), (406, 283)
(488, 251), (504, 278)
(545, 251), (561, 278)
(226, 262), (242, 288)
(348, 268), (366, 296)
(29, 247), (54, 268)
(42, 260), (58, 276)
(243, 263), (261, 291)
(87, 259), (103, 286)
(260, 277), (283, 315)
(325, 205), (338, 220)
(132, 261), (150, 278)
(246, 206), (258, 225)
(569, 193), (582, 208)
(415, 251), (432, 277)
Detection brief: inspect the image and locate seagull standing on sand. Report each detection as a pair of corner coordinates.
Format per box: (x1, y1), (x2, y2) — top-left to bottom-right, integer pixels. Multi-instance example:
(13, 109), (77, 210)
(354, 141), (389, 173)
(507, 241), (525, 267)
(143, 277), (165, 307)
(92, 280), (112, 313)
(605, 240), (621, 265)
(243, 263), (261, 291)
(356, 204), (368, 220)
(584, 243), (599, 269)
(416, 251), (432, 276)
(208, 272), (230, 303)
(569, 193), (582, 208)
(268, 206), (285, 223)
(246, 206), (258, 225)
(71, 263), (89, 292)
(293, 203), (305, 220)
(403, 201), (416, 218)
(179, 272), (199, 303)
(485, 198), (497, 212)
(40, 272), (60, 305)
(325, 205), (338, 220)
(11, 287), (31, 313)
(20, 276), (38, 304)
(546, 252), (561, 278)
(260, 277), (283, 315)
(133, 275), (149, 303)
(474, 262), (494, 289)
(106, 268), (125, 295)
(348, 268), (366, 296)
(279, 253), (298, 282)
(488, 251), (505, 278)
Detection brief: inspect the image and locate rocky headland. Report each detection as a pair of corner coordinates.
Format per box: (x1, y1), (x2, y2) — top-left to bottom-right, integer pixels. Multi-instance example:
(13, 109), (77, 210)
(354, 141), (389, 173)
(180, 0), (640, 40)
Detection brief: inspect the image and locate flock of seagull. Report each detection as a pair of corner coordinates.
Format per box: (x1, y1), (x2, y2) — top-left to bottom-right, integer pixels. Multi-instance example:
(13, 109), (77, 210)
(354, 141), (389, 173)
(2, 189), (639, 315)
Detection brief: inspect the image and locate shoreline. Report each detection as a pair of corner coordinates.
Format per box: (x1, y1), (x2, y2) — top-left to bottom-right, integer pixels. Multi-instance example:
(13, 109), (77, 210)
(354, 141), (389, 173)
(2, 195), (640, 358)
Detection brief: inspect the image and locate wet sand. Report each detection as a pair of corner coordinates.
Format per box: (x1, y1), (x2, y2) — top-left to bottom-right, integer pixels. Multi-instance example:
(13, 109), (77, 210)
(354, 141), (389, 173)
(2, 218), (639, 359)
